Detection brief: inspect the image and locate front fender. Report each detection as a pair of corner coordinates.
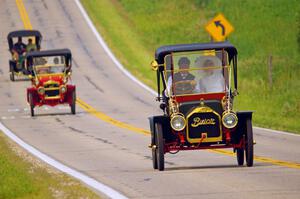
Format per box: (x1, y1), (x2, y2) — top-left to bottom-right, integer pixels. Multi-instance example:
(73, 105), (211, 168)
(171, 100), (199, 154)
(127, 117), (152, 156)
(65, 85), (76, 104)
(149, 115), (170, 145)
(232, 111), (253, 143)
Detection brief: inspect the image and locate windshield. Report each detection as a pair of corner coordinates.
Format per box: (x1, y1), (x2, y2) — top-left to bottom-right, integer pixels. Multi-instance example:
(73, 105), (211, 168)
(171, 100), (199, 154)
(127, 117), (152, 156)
(32, 56), (66, 75)
(164, 50), (230, 96)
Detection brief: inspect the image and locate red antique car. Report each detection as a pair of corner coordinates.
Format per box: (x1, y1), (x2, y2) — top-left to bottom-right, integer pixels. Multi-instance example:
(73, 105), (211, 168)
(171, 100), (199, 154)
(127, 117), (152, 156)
(149, 42), (254, 171)
(26, 49), (76, 116)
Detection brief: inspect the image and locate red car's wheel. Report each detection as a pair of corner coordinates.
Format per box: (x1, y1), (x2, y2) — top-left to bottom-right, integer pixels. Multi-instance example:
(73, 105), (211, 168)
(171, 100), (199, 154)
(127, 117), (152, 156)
(245, 119), (254, 167)
(28, 93), (34, 117)
(155, 123), (164, 171)
(70, 90), (76, 115)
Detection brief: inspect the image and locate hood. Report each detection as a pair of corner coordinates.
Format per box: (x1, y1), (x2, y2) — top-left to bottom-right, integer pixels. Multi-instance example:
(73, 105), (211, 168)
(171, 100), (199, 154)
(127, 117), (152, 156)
(37, 74), (64, 87)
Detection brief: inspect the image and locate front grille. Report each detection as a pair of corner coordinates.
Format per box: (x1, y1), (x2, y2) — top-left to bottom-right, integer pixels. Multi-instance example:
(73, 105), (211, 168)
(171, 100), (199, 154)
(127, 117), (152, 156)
(186, 108), (222, 143)
(45, 89), (59, 97)
(44, 83), (59, 88)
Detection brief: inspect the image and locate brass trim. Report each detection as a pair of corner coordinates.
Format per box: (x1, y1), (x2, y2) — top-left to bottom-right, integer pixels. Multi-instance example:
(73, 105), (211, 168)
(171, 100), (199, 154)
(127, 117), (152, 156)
(221, 111), (238, 129)
(43, 80), (60, 86)
(170, 113), (186, 131)
(186, 106), (222, 143)
(45, 96), (60, 100)
(45, 87), (59, 91)
(37, 86), (45, 95)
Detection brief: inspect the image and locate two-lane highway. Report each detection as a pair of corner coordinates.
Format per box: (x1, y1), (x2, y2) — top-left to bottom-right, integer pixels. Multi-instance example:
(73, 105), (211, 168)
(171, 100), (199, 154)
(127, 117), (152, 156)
(0, 0), (299, 198)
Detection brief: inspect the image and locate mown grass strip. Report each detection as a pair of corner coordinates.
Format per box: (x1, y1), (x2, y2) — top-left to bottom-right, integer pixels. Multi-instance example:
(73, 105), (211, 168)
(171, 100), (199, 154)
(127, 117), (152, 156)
(0, 133), (100, 199)
(81, 0), (300, 133)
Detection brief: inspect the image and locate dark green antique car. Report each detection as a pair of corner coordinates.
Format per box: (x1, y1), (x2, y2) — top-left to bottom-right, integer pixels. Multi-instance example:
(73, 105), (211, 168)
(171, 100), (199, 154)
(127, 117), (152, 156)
(7, 30), (42, 81)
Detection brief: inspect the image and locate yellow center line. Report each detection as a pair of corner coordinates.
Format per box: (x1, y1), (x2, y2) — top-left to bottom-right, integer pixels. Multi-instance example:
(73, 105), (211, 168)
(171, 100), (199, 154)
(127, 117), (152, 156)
(16, 0), (33, 30)
(15, 0), (300, 170)
(76, 98), (150, 136)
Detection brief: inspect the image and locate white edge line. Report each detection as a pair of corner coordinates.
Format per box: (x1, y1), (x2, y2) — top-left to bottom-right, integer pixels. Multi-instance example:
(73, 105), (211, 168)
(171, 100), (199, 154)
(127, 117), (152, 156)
(75, 0), (298, 137)
(0, 122), (128, 199)
(253, 126), (300, 137)
(74, 0), (156, 96)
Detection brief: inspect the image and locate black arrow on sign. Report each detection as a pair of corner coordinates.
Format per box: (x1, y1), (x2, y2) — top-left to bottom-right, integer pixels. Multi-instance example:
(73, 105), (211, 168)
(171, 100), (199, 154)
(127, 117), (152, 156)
(214, 20), (225, 35)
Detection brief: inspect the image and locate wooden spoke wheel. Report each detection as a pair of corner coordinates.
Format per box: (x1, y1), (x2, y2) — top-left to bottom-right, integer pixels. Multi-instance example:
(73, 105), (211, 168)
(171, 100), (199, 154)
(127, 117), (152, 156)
(245, 119), (254, 167)
(155, 123), (165, 171)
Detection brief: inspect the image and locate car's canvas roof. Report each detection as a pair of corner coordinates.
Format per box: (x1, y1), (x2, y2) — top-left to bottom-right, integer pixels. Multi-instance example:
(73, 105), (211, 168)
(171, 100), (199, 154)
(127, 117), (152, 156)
(7, 30), (42, 39)
(26, 49), (72, 59)
(155, 41), (237, 64)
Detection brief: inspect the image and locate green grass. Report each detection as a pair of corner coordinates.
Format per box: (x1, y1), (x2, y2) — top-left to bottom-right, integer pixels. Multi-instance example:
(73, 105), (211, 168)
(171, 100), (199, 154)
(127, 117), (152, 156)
(81, 0), (300, 133)
(0, 133), (100, 199)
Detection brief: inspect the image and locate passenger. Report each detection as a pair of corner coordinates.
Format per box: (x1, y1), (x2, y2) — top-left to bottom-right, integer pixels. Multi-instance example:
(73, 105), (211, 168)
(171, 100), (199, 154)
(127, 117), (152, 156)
(53, 57), (59, 65)
(197, 56), (225, 93)
(13, 37), (26, 55)
(167, 57), (199, 94)
(26, 38), (37, 52)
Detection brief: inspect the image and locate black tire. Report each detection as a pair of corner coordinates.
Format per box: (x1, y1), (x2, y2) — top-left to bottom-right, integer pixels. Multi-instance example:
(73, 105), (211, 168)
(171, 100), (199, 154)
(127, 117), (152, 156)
(152, 141), (158, 170)
(236, 148), (244, 166)
(10, 72), (15, 81)
(245, 119), (254, 167)
(71, 90), (76, 114)
(28, 93), (34, 117)
(155, 123), (165, 171)
(151, 122), (158, 169)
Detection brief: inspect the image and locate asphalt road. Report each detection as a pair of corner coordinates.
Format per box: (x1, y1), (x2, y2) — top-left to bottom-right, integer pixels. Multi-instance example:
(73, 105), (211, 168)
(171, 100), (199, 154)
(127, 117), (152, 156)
(0, 0), (299, 198)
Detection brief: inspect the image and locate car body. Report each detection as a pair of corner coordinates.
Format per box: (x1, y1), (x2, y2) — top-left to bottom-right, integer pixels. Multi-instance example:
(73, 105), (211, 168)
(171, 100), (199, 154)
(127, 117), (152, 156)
(149, 41), (254, 171)
(26, 49), (76, 116)
(7, 30), (42, 81)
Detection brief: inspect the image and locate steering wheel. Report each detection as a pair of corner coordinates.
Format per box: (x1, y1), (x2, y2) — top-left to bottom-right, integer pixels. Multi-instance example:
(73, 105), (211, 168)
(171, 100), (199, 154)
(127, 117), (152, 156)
(174, 80), (197, 95)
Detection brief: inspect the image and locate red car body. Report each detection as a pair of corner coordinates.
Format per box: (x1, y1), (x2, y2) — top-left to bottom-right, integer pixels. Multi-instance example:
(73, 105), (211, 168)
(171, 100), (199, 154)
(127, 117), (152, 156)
(27, 74), (75, 107)
(25, 49), (76, 116)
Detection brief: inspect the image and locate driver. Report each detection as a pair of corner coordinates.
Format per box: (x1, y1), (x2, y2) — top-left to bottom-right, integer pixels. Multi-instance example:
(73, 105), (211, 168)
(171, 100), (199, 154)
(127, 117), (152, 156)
(167, 57), (199, 94)
(13, 37), (26, 55)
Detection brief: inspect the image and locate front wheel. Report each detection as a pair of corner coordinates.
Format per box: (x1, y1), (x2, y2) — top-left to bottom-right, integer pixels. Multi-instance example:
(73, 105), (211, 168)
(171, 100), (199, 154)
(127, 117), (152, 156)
(28, 93), (34, 117)
(245, 119), (254, 167)
(236, 148), (244, 166)
(152, 143), (158, 170)
(151, 123), (158, 170)
(70, 90), (76, 114)
(155, 123), (165, 171)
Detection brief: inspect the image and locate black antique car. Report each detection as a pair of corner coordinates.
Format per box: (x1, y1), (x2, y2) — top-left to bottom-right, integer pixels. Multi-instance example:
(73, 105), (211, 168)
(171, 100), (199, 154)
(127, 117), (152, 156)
(7, 30), (42, 81)
(149, 41), (254, 171)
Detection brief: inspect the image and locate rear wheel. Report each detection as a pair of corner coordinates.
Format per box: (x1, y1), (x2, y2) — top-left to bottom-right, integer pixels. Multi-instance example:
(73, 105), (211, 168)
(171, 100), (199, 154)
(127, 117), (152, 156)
(9, 62), (15, 81)
(155, 123), (164, 171)
(245, 119), (254, 167)
(28, 93), (34, 117)
(236, 148), (244, 166)
(10, 72), (15, 81)
(71, 90), (76, 114)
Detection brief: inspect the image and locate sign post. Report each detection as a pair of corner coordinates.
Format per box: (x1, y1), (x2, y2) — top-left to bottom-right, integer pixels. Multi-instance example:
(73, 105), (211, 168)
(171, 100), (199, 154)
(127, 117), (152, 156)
(205, 13), (234, 42)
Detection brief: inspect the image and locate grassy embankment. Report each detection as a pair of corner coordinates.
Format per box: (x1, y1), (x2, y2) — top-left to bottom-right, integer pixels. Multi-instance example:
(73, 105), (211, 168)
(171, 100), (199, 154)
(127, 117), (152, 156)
(0, 133), (100, 199)
(81, 0), (300, 133)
